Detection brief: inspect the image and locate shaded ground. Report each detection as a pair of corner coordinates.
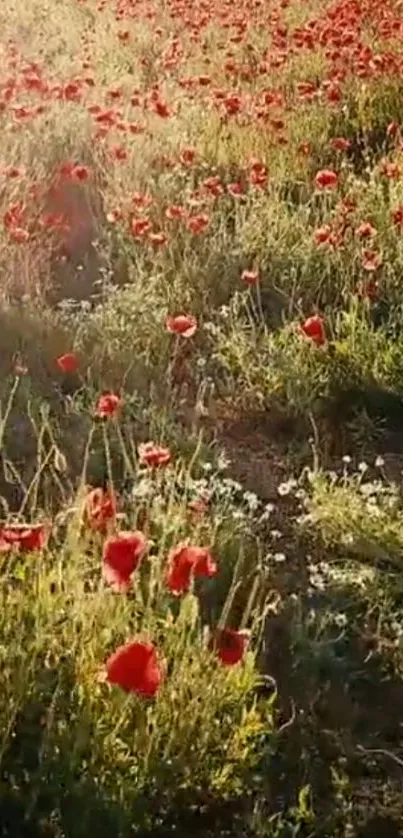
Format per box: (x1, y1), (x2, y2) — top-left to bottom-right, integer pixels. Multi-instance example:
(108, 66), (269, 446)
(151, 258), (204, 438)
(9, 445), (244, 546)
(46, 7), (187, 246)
(199, 403), (403, 837)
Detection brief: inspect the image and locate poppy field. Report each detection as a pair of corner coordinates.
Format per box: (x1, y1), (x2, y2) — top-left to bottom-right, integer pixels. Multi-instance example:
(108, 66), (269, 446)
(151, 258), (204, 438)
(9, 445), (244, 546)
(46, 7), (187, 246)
(3, 0), (403, 835)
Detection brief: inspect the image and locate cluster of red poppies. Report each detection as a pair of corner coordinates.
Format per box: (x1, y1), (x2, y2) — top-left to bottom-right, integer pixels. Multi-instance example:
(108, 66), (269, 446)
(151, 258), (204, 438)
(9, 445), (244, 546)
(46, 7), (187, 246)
(83, 481), (249, 695)
(2, 0), (402, 362)
(1, 0), (402, 274)
(100, 528), (249, 695)
(0, 435), (248, 699)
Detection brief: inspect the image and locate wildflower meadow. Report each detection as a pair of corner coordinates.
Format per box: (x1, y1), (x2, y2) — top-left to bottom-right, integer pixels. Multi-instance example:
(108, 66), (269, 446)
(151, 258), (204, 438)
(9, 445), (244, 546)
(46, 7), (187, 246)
(2, 0), (403, 835)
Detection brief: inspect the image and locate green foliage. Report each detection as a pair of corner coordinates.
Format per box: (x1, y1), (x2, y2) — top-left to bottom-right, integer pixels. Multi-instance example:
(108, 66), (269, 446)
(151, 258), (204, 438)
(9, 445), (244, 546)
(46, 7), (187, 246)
(301, 466), (403, 569)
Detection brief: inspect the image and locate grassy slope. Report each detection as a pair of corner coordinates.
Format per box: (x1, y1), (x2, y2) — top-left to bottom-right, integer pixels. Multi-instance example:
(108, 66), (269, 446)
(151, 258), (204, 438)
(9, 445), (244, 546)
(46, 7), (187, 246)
(1, 0), (403, 835)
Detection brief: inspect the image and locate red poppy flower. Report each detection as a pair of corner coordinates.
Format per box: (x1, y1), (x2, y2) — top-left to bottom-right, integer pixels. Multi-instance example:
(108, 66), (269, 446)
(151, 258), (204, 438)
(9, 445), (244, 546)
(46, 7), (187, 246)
(301, 315), (326, 346)
(151, 99), (172, 119)
(313, 225), (332, 245)
(84, 487), (117, 532)
(58, 161), (75, 178)
(227, 182), (244, 197)
(356, 222), (377, 239)
(107, 209), (123, 224)
(193, 548), (217, 577)
(165, 204), (186, 220)
(56, 352), (79, 374)
(4, 165), (25, 178)
(179, 148), (196, 168)
(148, 231), (167, 247)
(203, 176), (224, 197)
(4, 202), (26, 230)
(62, 83), (82, 102)
(95, 392), (122, 418)
(138, 442), (172, 468)
(249, 160), (268, 189)
(392, 205), (403, 227)
(9, 227), (29, 243)
(314, 169), (338, 189)
(166, 544), (217, 595)
(330, 137), (351, 152)
(361, 249), (382, 272)
(186, 213), (209, 235)
(166, 314), (197, 338)
(0, 522), (48, 552)
(380, 160), (400, 180)
(222, 92), (242, 116)
(210, 628), (249, 666)
(130, 217), (152, 237)
(106, 640), (164, 696)
(71, 165), (90, 182)
(102, 531), (147, 590)
(241, 269), (259, 286)
(326, 85), (341, 104)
